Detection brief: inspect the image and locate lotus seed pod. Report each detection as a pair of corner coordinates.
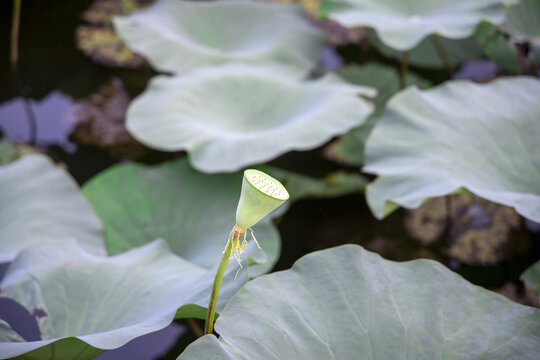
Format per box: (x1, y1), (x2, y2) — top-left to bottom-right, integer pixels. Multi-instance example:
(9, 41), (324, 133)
(235, 169), (289, 230)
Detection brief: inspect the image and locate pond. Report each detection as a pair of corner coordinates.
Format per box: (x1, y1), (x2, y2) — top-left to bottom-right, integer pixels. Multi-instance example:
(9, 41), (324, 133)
(1, 0), (539, 359)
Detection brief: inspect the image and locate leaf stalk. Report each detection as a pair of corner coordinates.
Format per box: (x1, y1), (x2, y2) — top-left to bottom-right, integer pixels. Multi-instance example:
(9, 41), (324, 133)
(204, 225), (244, 335)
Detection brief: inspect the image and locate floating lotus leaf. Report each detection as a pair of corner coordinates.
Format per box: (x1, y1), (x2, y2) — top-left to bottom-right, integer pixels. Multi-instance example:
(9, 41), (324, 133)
(364, 77), (540, 222)
(114, 0), (326, 74)
(0, 239), (246, 359)
(0, 155), (105, 263)
(126, 64), (375, 173)
(82, 157), (280, 277)
(318, 0), (513, 50)
(177, 245), (540, 359)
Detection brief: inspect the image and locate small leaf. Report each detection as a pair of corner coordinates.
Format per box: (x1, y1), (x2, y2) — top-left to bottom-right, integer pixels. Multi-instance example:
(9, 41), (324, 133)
(474, 22), (518, 73)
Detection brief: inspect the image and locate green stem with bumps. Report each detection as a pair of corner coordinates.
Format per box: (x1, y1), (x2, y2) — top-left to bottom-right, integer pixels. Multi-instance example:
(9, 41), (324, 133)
(204, 227), (241, 335)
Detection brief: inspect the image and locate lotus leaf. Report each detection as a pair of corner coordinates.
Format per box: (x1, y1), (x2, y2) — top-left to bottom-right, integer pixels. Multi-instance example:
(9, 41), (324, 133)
(177, 245), (540, 359)
(82, 157), (280, 277)
(0, 239), (245, 359)
(114, 0), (325, 74)
(126, 64), (375, 172)
(364, 77), (540, 222)
(318, 0), (513, 51)
(0, 155), (105, 263)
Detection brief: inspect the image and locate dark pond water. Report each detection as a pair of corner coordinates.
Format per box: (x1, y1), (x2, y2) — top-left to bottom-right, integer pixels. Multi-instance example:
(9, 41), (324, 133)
(0, 0), (539, 359)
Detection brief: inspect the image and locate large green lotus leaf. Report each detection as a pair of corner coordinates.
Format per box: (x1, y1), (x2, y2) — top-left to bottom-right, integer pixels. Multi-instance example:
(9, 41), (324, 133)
(82, 157), (280, 277)
(318, 0), (513, 51)
(364, 77), (540, 222)
(0, 155), (105, 262)
(177, 244), (540, 359)
(126, 64), (375, 173)
(325, 63), (430, 166)
(522, 260), (540, 297)
(0, 239), (246, 359)
(114, 0), (325, 74)
(371, 33), (484, 69)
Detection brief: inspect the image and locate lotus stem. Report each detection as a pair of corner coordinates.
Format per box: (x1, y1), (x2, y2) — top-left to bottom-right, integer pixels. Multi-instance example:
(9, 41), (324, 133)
(430, 34), (455, 76)
(10, 0), (37, 146)
(11, 0), (21, 73)
(204, 225), (244, 335)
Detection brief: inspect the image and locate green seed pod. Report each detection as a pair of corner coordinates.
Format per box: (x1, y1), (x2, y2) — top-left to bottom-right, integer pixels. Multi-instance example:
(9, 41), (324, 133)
(235, 169), (289, 230)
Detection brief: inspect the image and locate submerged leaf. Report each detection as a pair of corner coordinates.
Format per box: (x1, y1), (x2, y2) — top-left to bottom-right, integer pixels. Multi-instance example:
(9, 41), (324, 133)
(126, 64), (375, 172)
(364, 77), (540, 222)
(0, 239), (245, 359)
(114, 0), (325, 74)
(177, 245), (540, 359)
(0, 155), (105, 262)
(318, 0), (513, 50)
